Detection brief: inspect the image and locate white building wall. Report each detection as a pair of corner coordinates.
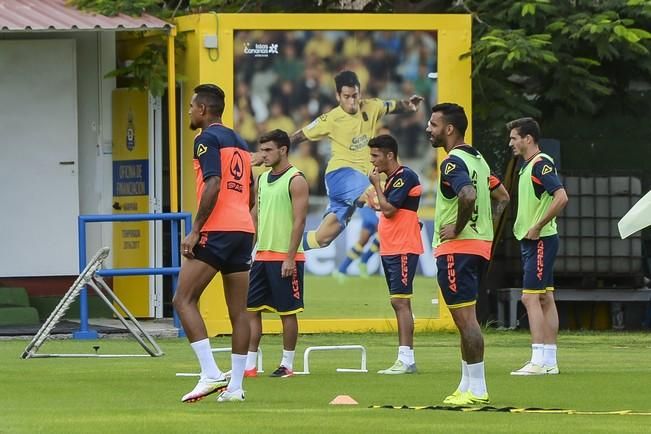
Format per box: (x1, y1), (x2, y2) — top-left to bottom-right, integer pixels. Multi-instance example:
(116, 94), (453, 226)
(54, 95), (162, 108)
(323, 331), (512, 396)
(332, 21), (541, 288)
(0, 31), (116, 270)
(75, 32), (116, 265)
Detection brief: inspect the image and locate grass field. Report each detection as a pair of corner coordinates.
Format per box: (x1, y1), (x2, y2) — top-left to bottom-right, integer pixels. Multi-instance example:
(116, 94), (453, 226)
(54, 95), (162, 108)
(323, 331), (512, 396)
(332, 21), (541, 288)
(2, 331), (651, 433)
(302, 275), (440, 319)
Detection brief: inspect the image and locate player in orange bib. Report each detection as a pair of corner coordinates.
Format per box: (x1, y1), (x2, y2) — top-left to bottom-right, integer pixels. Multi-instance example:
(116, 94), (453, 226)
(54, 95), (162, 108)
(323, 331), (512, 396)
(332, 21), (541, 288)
(173, 84), (254, 403)
(368, 134), (423, 375)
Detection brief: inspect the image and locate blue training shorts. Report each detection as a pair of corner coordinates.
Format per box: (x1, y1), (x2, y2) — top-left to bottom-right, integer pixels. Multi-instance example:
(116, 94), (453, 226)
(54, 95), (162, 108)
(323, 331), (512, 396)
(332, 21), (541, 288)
(193, 231), (253, 274)
(381, 253), (419, 298)
(436, 253), (488, 309)
(521, 234), (559, 293)
(247, 261), (305, 315)
(324, 167), (370, 229)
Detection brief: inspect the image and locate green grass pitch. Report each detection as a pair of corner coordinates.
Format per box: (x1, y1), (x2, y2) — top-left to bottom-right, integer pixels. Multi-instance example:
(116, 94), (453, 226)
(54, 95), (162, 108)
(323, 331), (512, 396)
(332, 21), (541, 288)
(2, 331), (651, 433)
(302, 275), (440, 319)
(1, 275), (650, 433)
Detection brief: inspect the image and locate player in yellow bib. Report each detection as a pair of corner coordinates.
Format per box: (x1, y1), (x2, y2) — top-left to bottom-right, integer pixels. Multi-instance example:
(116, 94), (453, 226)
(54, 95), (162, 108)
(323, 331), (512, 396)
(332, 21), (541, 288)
(506, 117), (568, 377)
(289, 70), (423, 250)
(428, 103), (510, 406)
(246, 129), (309, 380)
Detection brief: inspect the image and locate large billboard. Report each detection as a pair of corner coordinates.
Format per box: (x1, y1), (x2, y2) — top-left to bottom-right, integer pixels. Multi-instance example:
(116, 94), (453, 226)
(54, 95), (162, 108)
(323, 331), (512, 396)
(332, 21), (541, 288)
(233, 28), (439, 277)
(176, 13), (472, 333)
(233, 30), (437, 158)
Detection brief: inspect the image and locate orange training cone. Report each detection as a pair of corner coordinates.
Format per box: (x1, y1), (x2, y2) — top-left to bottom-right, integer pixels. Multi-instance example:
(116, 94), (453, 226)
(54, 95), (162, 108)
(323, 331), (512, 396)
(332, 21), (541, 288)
(329, 395), (358, 405)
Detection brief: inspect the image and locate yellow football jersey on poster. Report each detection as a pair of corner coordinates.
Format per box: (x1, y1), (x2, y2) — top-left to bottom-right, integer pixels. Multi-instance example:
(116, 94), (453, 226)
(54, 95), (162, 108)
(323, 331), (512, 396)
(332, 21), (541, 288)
(302, 98), (396, 174)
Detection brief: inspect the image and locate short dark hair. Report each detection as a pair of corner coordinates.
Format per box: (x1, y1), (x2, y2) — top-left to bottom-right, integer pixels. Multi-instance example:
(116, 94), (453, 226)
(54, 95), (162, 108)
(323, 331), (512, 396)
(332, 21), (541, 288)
(334, 70), (360, 93)
(431, 103), (468, 136)
(506, 117), (540, 142)
(368, 134), (398, 158)
(194, 84), (225, 116)
(259, 129), (290, 152)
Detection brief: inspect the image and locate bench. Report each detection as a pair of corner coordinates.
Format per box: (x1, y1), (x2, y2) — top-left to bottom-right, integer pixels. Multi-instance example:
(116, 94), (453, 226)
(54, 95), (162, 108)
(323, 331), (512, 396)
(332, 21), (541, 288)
(495, 287), (651, 329)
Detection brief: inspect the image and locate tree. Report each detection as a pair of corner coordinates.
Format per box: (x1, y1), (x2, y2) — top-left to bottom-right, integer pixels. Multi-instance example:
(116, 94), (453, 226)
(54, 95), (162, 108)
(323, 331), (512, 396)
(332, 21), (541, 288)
(69, 0), (387, 16)
(451, 0), (651, 170)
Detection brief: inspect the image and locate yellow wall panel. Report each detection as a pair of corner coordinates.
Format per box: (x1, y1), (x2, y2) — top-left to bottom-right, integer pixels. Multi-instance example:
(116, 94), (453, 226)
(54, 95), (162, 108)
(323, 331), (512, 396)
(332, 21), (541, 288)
(174, 13), (471, 335)
(112, 89), (151, 317)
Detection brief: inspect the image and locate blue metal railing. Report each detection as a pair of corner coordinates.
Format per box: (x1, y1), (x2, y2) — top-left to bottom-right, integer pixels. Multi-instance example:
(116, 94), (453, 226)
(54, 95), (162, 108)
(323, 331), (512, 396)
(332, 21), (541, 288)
(76, 213), (191, 339)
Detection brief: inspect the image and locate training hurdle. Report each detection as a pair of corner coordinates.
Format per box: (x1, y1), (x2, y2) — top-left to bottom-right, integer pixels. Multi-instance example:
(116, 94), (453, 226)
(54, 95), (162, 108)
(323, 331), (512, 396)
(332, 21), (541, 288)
(294, 345), (367, 375)
(22, 247), (163, 359)
(175, 347), (263, 377)
(76, 213), (192, 339)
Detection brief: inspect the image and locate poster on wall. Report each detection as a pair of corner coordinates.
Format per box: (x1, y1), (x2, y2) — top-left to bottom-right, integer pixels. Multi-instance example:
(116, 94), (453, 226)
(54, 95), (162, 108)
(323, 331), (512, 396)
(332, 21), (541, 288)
(231, 29), (440, 321)
(233, 29), (439, 272)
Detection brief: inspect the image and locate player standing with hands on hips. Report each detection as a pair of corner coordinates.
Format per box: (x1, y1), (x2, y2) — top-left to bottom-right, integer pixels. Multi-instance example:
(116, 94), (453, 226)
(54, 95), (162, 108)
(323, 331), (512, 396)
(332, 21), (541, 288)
(428, 103), (509, 405)
(507, 117), (568, 376)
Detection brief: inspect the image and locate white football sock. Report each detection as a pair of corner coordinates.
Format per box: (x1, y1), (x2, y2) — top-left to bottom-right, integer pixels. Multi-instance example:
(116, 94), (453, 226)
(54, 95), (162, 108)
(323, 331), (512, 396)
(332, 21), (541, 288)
(398, 346), (414, 365)
(467, 361), (487, 396)
(281, 350), (295, 370)
(543, 344), (557, 367)
(190, 338), (220, 379)
(245, 351), (257, 371)
(228, 353), (247, 392)
(531, 343), (544, 366)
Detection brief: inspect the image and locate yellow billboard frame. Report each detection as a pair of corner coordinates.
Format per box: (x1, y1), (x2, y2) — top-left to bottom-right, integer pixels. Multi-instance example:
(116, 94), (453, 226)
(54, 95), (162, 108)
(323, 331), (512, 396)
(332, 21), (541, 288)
(175, 13), (472, 335)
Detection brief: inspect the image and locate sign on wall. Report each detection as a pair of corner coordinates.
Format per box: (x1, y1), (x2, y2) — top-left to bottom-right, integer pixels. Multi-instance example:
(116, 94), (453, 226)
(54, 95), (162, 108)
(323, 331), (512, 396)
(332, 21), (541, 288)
(112, 89), (152, 317)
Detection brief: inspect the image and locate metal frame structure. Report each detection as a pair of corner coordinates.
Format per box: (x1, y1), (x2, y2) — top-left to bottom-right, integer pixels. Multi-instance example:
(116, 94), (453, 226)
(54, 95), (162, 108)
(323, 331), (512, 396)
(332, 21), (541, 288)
(294, 345), (368, 375)
(21, 247), (163, 359)
(76, 212), (192, 338)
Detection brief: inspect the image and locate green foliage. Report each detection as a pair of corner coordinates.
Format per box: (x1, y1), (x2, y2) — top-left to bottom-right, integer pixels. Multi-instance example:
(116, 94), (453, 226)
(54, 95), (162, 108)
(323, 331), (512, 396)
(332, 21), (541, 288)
(449, 0), (651, 172)
(68, 0), (166, 16)
(102, 33), (187, 96)
(69, 0), (368, 16)
(105, 41), (169, 96)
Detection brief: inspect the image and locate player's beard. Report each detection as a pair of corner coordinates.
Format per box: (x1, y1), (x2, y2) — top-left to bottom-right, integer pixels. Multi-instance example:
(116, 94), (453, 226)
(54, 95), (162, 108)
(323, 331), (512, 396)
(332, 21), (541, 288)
(190, 121), (198, 131)
(429, 133), (444, 148)
(266, 155), (281, 168)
